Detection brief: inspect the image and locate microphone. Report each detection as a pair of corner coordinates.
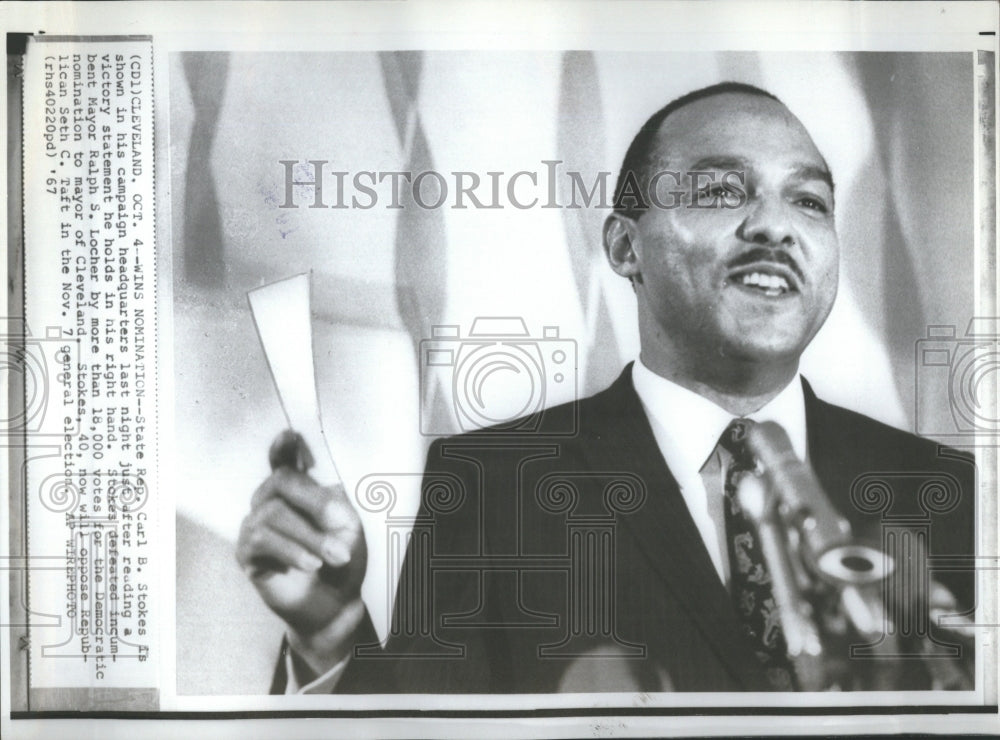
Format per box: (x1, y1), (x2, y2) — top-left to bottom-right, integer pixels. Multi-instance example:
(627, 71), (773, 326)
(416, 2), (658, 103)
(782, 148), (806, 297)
(738, 423), (974, 691)
(736, 473), (826, 690)
(743, 422), (892, 587)
(738, 422), (897, 688)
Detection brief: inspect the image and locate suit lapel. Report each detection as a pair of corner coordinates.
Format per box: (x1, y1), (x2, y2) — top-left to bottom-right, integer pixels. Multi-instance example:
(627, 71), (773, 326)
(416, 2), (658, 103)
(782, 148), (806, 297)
(577, 365), (769, 689)
(802, 378), (859, 517)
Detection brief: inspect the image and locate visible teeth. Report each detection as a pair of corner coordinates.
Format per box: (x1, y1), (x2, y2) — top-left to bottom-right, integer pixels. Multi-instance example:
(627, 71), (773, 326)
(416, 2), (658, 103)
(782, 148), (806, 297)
(740, 272), (790, 292)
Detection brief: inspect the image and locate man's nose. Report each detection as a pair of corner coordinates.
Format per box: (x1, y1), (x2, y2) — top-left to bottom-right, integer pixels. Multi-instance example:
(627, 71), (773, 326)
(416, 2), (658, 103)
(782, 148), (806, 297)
(736, 195), (796, 247)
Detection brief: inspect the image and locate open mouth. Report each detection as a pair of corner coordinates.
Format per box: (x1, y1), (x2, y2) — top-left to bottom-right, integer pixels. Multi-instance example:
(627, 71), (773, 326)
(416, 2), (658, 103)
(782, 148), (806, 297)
(728, 264), (800, 298)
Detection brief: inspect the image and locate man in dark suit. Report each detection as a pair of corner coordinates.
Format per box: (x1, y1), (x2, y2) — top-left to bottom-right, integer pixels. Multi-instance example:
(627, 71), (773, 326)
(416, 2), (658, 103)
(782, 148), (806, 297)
(238, 82), (976, 693)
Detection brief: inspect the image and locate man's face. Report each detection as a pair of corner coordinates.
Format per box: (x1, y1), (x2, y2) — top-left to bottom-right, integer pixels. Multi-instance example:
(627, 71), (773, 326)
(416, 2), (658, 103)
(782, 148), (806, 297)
(627, 93), (839, 371)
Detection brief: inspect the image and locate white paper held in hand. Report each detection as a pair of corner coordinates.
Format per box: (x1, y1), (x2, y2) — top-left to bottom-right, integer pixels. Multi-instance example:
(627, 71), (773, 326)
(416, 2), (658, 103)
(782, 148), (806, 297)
(247, 272), (342, 488)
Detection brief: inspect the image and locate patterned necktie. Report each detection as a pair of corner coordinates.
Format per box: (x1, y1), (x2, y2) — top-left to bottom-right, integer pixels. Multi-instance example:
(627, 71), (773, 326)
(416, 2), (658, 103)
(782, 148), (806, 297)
(718, 419), (797, 691)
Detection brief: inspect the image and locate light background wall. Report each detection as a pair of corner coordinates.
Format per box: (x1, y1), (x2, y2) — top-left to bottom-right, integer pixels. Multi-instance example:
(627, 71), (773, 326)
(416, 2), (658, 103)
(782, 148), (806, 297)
(168, 51), (974, 694)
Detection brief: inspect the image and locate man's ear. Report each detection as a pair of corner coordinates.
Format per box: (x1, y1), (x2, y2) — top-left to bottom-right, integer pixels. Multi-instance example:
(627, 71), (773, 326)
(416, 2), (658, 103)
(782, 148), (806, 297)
(603, 213), (641, 283)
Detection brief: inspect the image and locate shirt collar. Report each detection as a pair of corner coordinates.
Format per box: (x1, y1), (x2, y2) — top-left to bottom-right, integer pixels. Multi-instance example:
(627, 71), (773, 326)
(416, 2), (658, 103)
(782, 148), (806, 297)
(631, 357), (808, 480)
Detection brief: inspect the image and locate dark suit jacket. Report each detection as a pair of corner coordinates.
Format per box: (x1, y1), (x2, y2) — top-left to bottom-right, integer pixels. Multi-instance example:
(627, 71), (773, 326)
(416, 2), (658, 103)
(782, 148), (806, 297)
(272, 364), (976, 693)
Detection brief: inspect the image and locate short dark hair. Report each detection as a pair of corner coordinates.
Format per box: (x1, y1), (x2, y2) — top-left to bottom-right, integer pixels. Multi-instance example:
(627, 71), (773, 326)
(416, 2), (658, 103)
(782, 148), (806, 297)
(612, 82), (781, 219)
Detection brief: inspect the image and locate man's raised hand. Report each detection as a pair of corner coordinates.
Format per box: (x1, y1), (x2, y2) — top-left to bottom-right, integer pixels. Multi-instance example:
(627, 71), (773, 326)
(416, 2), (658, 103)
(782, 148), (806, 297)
(237, 431), (367, 643)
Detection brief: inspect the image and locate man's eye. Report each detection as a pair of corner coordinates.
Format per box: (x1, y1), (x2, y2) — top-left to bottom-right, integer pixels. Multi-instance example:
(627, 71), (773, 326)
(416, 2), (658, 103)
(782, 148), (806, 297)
(698, 183), (739, 200)
(796, 195), (829, 214)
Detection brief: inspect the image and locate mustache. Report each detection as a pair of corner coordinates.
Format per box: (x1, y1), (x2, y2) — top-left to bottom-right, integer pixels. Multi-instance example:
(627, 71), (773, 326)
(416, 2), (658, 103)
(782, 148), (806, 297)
(726, 247), (805, 284)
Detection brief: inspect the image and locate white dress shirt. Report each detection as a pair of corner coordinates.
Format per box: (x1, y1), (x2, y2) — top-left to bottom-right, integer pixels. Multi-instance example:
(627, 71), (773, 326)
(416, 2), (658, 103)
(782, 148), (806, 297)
(284, 649), (350, 694)
(631, 357), (808, 587)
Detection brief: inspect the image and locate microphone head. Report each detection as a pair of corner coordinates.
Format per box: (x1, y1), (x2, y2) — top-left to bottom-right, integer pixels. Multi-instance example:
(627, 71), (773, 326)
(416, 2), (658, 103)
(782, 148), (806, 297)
(743, 421), (892, 585)
(735, 473), (768, 524)
(818, 544), (893, 585)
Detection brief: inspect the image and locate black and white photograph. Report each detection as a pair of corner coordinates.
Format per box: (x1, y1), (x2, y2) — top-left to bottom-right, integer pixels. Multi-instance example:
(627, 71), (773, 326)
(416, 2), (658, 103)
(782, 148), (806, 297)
(172, 47), (985, 699)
